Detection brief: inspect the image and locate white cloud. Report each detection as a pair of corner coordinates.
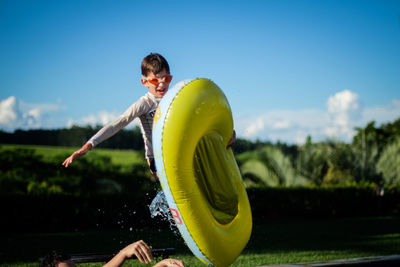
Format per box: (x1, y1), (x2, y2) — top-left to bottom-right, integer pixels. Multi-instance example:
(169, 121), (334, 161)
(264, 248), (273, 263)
(272, 120), (291, 129)
(0, 96), (140, 132)
(0, 96), (63, 132)
(324, 89), (362, 141)
(0, 96), (19, 128)
(235, 90), (400, 144)
(236, 108), (330, 144)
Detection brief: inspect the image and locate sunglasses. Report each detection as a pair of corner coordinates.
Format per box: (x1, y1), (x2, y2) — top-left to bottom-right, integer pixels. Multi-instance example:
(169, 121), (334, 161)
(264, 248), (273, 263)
(142, 74), (173, 85)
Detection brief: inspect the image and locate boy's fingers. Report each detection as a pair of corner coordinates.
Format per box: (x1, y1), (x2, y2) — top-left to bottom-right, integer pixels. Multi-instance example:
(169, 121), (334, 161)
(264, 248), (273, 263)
(62, 159), (69, 167)
(145, 247), (153, 262)
(139, 242), (152, 262)
(135, 251), (145, 263)
(62, 156), (74, 167)
(130, 241), (152, 263)
(133, 245), (144, 262)
(62, 144), (90, 168)
(136, 246), (151, 263)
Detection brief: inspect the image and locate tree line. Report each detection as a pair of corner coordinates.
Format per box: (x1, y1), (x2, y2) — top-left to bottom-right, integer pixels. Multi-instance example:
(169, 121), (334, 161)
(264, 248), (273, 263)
(0, 124), (296, 155)
(0, 125), (144, 150)
(0, 117), (399, 196)
(237, 118), (400, 187)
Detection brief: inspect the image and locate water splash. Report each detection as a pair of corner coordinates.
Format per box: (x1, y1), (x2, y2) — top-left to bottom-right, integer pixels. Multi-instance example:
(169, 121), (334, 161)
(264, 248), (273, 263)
(149, 190), (172, 220)
(149, 190), (179, 235)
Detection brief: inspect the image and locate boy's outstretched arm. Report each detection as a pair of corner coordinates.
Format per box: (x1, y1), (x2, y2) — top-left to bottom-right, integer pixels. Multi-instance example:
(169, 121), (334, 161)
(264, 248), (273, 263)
(62, 143), (93, 167)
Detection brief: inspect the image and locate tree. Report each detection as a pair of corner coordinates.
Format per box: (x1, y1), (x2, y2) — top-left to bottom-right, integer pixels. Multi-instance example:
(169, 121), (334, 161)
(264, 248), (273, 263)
(322, 142), (355, 185)
(351, 122), (382, 183)
(296, 136), (356, 185)
(376, 137), (400, 185)
(238, 146), (307, 187)
(296, 137), (330, 185)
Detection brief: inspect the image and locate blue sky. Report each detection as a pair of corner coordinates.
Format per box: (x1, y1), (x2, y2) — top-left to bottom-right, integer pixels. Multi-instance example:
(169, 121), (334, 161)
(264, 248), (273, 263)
(1, 0), (399, 144)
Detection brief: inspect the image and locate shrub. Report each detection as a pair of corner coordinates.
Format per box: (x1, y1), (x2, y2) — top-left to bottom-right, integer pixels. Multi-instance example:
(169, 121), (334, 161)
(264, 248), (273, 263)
(1, 185), (398, 233)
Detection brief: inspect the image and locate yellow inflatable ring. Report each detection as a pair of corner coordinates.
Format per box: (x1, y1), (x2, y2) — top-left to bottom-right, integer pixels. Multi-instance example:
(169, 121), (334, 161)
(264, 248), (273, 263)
(152, 78), (252, 267)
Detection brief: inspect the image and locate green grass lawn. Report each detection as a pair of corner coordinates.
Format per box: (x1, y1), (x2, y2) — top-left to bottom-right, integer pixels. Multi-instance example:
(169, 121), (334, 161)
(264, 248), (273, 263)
(0, 144), (146, 173)
(1, 217), (399, 266)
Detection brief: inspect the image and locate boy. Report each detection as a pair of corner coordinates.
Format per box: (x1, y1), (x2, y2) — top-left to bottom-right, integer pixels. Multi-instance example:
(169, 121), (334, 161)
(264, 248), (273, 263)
(62, 53), (172, 178)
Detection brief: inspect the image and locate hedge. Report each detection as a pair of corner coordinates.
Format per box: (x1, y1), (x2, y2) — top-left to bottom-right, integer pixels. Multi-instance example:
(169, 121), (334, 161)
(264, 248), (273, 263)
(1, 186), (399, 232)
(247, 186), (400, 222)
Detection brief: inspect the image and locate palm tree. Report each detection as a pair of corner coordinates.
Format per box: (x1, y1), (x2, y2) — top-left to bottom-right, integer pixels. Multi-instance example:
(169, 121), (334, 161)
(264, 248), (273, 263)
(237, 146), (308, 187)
(377, 137), (400, 186)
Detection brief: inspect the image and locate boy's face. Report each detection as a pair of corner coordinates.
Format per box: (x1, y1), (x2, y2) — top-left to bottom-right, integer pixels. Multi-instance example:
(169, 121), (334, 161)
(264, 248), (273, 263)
(141, 69), (172, 98)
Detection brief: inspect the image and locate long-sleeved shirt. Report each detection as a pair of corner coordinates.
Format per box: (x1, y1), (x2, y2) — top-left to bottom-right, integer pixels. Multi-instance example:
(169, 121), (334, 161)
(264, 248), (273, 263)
(87, 92), (161, 158)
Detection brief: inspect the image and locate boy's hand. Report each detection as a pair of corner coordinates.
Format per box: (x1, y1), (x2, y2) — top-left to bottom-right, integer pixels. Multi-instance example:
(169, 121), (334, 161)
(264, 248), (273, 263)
(227, 130), (236, 148)
(62, 143), (92, 167)
(103, 240), (153, 267)
(152, 170), (159, 181)
(147, 158), (159, 181)
(121, 240), (153, 263)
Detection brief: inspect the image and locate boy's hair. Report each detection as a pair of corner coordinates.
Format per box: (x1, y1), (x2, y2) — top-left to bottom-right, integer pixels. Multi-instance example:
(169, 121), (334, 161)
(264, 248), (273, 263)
(141, 53), (170, 76)
(39, 251), (72, 267)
